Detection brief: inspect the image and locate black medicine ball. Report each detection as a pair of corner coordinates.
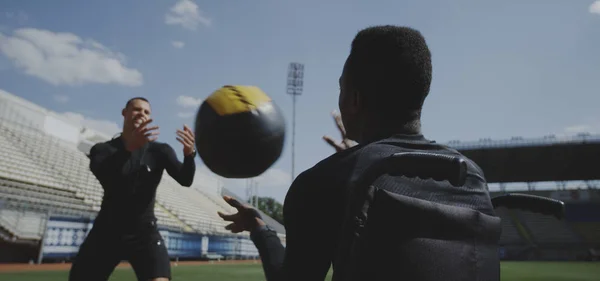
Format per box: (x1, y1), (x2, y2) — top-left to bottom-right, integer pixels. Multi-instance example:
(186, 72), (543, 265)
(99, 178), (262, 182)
(195, 85), (286, 178)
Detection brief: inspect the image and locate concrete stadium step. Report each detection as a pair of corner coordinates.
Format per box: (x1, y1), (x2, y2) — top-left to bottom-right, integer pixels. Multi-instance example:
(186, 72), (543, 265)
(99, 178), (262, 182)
(156, 203), (193, 232)
(0, 185), (85, 206)
(1, 193), (93, 213)
(507, 209), (534, 244)
(571, 222), (600, 244)
(0, 178), (78, 199)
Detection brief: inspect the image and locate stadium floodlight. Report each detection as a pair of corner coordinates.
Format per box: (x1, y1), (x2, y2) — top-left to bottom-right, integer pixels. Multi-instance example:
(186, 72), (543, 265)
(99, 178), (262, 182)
(246, 179), (259, 207)
(287, 62), (304, 183)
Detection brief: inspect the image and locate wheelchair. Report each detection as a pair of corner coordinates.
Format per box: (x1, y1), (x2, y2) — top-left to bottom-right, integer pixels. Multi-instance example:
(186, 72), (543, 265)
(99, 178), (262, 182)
(333, 152), (565, 281)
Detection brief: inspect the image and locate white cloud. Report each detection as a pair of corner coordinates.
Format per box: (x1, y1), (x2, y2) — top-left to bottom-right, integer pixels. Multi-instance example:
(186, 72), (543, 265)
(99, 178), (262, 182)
(61, 112), (121, 137)
(53, 94), (69, 103)
(176, 95), (203, 108)
(590, 1), (600, 15)
(0, 28), (143, 86)
(165, 0), (211, 31)
(176, 95), (202, 118)
(171, 41), (185, 49)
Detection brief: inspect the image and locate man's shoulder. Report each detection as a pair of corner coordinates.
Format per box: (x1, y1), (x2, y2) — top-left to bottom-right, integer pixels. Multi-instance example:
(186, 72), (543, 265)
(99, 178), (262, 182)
(290, 135), (487, 193)
(284, 147), (364, 217)
(300, 145), (364, 180)
(326, 136), (485, 181)
(298, 136), (437, 181)
(88, 139), (122, 160)
(91, 139), (117, 153)
(147, 141), (173, 153)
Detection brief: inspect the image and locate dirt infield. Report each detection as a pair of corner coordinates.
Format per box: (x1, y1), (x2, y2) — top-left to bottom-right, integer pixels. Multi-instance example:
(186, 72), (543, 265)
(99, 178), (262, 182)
(0, 260), (259, 273)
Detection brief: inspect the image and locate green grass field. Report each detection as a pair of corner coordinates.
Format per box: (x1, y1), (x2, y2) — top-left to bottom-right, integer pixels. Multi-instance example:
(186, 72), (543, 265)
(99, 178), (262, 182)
(0, 262), (598, 281)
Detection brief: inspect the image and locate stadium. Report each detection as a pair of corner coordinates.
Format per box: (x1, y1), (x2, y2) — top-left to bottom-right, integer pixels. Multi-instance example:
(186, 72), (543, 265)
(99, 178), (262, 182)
(0, 90), (598, 281)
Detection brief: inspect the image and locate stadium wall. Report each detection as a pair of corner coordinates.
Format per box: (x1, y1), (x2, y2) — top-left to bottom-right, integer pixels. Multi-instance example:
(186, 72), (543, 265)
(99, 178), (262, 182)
(39, 216), (260, 262)
(0, 238), (39, 263)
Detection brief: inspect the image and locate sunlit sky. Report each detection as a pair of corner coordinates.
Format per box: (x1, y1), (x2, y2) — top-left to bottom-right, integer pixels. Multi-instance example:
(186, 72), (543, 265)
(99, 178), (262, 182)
(1, 0), (599, 202)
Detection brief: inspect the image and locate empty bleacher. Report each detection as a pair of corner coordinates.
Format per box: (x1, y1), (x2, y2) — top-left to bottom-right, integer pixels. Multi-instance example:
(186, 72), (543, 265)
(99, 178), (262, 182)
(571, 223), (600, 244)
(0, 208), (47, 240)
(156, 176), (236, 234)
(515, 210), (581, 244)
(0, 184), (92, 215)
(0, 117), (285, 242)
(495, 207), (527, 245)
(564, 203), (600, 245)
(1, 121), (107, 209)
(0, 120), (189, 232)
(0, 133), (72, 192)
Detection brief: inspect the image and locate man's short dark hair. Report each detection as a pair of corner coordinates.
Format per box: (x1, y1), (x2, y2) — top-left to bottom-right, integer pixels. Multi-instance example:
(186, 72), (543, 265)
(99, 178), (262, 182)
(346, 25), (432, 120)
(125, 97), (149, 109)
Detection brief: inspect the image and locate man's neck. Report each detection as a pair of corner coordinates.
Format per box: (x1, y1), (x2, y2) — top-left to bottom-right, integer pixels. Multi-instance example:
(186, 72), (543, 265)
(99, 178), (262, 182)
(359, 118), (422, 144)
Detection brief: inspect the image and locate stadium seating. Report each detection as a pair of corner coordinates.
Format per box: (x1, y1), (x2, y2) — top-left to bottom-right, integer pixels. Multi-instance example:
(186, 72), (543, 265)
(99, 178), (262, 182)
(0, 179), (92, 215)
(495, 207), (527, 245)
(515, 210), (581, 244)
(564, 203), (600, 245)
(0, 208), (47, 240)
(0, 133), (72, 192)
(0, 118), (285, 242)
(155, 176), (237, 234)
(571, 223), (600, 244)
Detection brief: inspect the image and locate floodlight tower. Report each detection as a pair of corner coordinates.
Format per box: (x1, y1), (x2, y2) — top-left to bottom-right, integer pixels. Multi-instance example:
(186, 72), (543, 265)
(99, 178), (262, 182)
(246, 179), (259, 207)
(287, 62), (304, 182)
(246, 179), (254, 205)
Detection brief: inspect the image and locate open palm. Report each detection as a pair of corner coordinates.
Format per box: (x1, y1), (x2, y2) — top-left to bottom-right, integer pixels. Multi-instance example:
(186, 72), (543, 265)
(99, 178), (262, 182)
(217, 196), (264, 233)
(322, 111), (356, 152)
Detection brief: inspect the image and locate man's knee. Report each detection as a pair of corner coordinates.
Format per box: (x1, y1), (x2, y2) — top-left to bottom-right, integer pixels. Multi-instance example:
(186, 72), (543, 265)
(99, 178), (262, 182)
(150, 278), (169, 281)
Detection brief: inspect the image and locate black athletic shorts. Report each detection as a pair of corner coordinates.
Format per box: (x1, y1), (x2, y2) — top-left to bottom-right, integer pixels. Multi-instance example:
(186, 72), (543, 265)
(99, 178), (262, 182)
(68, 221), (171, 281)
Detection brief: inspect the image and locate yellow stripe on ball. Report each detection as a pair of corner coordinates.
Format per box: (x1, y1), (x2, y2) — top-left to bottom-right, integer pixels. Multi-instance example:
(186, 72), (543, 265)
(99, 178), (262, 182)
(205, 85), (272, 116)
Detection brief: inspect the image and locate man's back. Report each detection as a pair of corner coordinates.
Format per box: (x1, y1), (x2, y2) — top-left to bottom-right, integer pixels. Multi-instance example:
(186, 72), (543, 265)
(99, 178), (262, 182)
(283, 134), (501, 280)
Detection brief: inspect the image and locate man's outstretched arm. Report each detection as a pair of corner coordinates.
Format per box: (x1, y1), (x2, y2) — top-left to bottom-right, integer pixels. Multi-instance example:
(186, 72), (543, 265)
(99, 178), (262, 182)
(249, 224), (286, 280)
(162, 143), (196, 187)
(220, 171), (335, 281)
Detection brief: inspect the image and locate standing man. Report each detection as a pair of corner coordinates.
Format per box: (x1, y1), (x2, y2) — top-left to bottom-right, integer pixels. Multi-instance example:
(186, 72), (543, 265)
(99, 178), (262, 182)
(69, 97), (197, 281)
(218, 25), (500, 281)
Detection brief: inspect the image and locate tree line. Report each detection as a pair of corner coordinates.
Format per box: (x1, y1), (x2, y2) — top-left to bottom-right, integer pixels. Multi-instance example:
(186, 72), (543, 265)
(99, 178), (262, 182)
(248, 196), (284, 225)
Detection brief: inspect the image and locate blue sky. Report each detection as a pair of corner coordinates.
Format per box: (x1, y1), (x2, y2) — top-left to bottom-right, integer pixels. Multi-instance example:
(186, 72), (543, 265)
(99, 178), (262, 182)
(1, 0), (599, 203)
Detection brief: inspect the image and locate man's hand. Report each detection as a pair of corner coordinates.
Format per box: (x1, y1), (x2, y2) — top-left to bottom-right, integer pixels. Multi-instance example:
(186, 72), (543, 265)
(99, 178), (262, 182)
(218, 196), (266, 233)
(176, 124), (196, 156)
(125, 118), (159, 152)
(322, 111), (356, 152)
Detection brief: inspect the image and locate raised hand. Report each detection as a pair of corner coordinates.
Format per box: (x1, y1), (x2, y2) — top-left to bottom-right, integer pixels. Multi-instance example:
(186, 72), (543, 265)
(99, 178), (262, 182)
(176, 124), (196, 156)
(125, 118), (159, 152)
(217, 196), (265, 233)
(322, 111), (356, 152)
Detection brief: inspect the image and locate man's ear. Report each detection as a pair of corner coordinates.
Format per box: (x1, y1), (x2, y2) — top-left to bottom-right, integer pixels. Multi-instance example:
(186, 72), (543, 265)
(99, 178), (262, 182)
(349, 89), (362, 114)
(121, 108), (126, 117)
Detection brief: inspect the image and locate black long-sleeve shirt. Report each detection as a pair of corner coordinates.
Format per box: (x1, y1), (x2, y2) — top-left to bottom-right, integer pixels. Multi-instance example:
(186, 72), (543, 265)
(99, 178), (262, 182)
(250, 134), (501, 281)
(89, 136), (195, 231)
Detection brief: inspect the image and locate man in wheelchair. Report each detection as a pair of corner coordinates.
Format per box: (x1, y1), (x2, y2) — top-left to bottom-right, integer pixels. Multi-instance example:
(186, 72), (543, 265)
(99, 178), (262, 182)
(219, 25), (502, 281)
